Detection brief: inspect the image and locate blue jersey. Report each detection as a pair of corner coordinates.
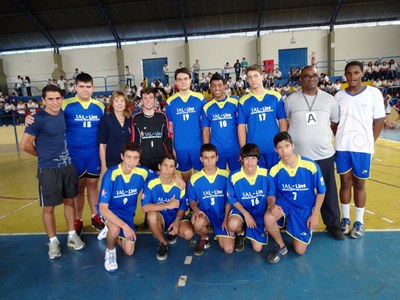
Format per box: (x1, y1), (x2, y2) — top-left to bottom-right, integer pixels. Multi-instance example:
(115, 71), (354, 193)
(267, 155), (326, 209)
(62, 96), (105, 151)
(166, 91), (205, 151)
(238, 90), (286, 154)
(99, 164), (155, 220)
(188, 168), (229, 221)
(227, 166), (268, 218)
(201, 96), (239, 156)
(142, 176), (188, 220)
(25, 109), (72, 168)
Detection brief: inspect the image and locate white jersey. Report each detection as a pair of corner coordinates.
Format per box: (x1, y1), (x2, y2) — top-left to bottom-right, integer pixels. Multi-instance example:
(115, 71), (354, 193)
(335, 86), (385, 154)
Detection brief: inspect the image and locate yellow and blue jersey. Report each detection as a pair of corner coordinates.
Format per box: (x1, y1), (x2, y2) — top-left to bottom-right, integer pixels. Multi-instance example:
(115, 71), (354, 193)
(188, 168), (229, 220)
(267, 155), (326, 209)
(201, 96), (239, 156)
(166, 91), (205, 151)
(141, 176), (188, 219)
(237, 90), (286, 154)
(227, 166), (268, 218)
(98, 164), (156, 220)
(62, 96), (105, 151)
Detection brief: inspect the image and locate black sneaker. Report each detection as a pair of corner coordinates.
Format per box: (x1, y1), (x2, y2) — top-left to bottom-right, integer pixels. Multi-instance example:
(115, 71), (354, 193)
(194, 238), (211, 256)
(167, 234), (177, 245)
(235, 234), (246, 252)
(326, 225), (345, 240)
(157, 243), (168, 260)
(267, 244), (288, 264)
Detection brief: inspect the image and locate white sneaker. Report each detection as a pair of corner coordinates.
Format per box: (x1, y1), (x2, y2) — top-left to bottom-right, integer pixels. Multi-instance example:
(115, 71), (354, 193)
(97, 225), (109, 241)
(67, 233), (86, 250)
(104, 248), (118, 272)
(48, 239), (61, 259)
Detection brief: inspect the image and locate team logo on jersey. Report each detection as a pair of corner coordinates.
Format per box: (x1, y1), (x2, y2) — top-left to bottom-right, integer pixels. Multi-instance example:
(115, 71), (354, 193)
(101, 188), (107, 198)
(301, 232), (307, 236)
(320, 177), (325, 185)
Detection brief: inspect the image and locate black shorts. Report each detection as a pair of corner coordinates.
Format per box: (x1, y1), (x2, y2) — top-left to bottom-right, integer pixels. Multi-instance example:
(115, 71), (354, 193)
(38, 164), (79, 207)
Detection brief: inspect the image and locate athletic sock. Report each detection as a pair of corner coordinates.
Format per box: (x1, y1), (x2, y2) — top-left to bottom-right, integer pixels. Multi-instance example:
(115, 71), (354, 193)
(91, 213), (96, 218)
(68, 230), (76, 238)
(355, 207), (365, 224)
(107, 248), (116, 253)
(49, 236), (59, 243)
(341, 203), (351, 219)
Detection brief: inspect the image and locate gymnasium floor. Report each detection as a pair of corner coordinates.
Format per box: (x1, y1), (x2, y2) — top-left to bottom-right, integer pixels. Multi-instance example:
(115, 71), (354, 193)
(1, 127), (400, 299)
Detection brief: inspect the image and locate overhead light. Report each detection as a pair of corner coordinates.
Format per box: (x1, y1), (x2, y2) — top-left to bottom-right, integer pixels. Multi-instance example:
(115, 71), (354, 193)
(290, 32), (296, 44)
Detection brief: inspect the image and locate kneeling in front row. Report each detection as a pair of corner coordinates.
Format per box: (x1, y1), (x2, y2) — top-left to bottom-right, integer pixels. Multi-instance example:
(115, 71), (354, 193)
(142, 154), (193, 260)
(265, 132), (326, 264)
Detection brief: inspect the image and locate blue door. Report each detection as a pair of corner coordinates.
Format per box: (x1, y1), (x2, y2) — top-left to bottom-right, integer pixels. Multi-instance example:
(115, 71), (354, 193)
(142, 57), (168, 86)
(278, 48), (307, 80)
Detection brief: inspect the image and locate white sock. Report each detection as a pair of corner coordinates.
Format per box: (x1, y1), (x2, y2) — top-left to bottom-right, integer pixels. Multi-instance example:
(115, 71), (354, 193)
(107, 248), (116, 253)
(341, 203), (351, 219)
(49, 236), (59, 243)
(68, 230), (76, 238)
(355, 207), (365, 224)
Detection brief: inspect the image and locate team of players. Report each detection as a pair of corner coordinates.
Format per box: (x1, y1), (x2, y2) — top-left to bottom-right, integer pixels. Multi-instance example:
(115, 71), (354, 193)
(21, 61), (385, 272)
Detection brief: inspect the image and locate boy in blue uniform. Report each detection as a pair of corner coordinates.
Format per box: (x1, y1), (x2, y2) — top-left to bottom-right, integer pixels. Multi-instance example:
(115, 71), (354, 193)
(237, 64), (287, 169)
(63, 73), (106, 234)
(188, 144), (235, 256)
(98, 142), (156, 272)
(202, 73), (241, 171)
(227, 144), (268, 253)
(142, 154), (193, 260)
(265, 132), (325, 264)
(20, 85), (85, 259)
(166, 67), (206, 182)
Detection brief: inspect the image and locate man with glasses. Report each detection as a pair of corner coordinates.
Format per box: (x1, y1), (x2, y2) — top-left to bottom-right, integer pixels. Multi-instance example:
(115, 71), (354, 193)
(284, 66), (344, 240)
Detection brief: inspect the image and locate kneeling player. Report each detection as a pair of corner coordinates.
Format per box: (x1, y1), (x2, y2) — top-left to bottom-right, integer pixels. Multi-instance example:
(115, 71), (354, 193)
(264, 132), (325, 264)
(188, 144), (235, 256)
(142, 154), (193, 260)
(98, 142), (155, 272)
(227, 144), (268, 252)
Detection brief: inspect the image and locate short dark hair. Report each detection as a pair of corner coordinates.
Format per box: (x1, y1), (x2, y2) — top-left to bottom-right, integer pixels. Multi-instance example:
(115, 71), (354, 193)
(42, 84), (62, 98)
(159, 153), (177, 167)
(121, 142), (141, 155)
(345, 61), (364, 73)
(200, 143), (218, 156)
(210, 72), (225, 85)
(273, 132), (293, 147)
(300, 65), (317, 75)
(141, 87), (156, 98)
(240, 144), (260, 160)
(75, 72), (93, 85)
(174, 67), (191, 80)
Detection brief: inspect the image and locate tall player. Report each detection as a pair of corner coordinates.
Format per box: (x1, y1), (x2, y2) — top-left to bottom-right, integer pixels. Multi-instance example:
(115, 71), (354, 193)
(188, 144), (235, 256)
(335, 61), (385, 239)
(237, 64), (287, 169)
(166, 67), (206, 182)
(202, 73), (241, 171)
(264, 132), (325, 264)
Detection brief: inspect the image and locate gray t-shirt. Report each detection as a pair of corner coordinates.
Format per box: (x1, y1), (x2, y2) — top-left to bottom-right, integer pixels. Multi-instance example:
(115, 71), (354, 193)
(285, 90), (339, 160)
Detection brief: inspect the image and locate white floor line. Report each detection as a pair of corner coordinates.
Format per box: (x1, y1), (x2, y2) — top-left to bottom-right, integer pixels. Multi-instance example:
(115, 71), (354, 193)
(177, 275), (188, 287)
(381, 217), (394, 224)
(365, 210), (375, 215)
(184, 256), (193, 265)
(0, 199), (37, 220)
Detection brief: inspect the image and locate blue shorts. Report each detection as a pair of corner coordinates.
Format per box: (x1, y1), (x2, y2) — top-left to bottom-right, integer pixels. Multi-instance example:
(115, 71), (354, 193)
(103, 215), (136, 241)
(258, 152), (279, 170)
(202, 210), (230, 238)
(69, 147), (101, 177)
(229, 207), (268, 245)
(175, 149), (203, 172)
(335, 151), (371, 179)
(276, 199), (313, 245)
(159, 212), (190, 231)
(217, 155), (241, 172)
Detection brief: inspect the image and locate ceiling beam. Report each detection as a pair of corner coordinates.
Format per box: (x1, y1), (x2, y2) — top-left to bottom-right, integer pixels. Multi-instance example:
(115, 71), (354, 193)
(95, 0), (122, 48)
(15, 0), (60, 53)
(329, 0), (344, 31)
(176, 0), (188, 43)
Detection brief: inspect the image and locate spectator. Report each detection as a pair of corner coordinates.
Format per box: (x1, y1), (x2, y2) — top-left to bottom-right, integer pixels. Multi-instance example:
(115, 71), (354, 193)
(273, 68), (282, 80)
(234, 59), (241, 81)
(4, 100), (16, 126)
(25, 76), (32, 96)
(223, 62), (231, 81)
(192, 59), (201, 85)
(163, 63), (169, 85)
(58, 75), (66, 96)
(389, 59), (399, 79)
(16, 100), (26, 125)
(15, 75), (24, 96)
